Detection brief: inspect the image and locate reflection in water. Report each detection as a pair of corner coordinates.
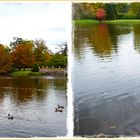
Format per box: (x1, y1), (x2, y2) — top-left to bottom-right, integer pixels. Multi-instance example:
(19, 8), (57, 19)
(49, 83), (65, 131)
(133, 24), (140, 53)
(87, 24), (113, 57)
(74, 23), (140, 136)
(0, 76), (67, 137)
(74, 23), (133, 61)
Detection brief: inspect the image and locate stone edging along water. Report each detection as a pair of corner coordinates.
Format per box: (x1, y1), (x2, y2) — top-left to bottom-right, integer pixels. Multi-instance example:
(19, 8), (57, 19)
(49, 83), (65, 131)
(39, 68), (67, 77)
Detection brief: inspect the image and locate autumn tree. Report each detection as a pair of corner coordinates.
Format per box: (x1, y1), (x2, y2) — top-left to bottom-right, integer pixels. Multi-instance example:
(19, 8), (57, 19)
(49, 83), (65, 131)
(34, 39), (49, 68)
(11, 39), (34, 70)
(91, 3), (105, 16)
(72, 3), (94, 19)
(72, 3), (105, 19)
(96, 8), (106, 22)
(0, 44), (12, 73)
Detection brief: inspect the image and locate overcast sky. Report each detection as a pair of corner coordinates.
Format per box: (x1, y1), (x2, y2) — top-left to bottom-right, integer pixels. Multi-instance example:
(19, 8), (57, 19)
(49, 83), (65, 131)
(0, 2), (70, 52)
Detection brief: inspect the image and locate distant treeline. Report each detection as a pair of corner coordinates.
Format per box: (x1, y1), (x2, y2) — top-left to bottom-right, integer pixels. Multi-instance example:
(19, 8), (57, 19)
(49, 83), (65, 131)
(0, 37), (67, 74)
(73, 2), (140, 20)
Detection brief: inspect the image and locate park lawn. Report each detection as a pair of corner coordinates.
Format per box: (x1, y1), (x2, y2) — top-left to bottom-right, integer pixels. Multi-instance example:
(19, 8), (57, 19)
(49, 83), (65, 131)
(73, 19), (99, 25)
(74, 19), (140, 25)
(104, 19), (140, 24)
(9, 68), (67, 76)
(10, 70), (40, 76)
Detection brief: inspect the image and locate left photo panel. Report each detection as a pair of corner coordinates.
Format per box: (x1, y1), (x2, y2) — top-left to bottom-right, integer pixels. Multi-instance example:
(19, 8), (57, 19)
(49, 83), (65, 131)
(0, 2), (69, 137)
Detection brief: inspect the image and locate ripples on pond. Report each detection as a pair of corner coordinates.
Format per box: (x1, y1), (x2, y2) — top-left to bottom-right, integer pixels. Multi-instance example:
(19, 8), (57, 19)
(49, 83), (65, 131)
(74, 23), (140, 136)
(0, 76), (67, 137)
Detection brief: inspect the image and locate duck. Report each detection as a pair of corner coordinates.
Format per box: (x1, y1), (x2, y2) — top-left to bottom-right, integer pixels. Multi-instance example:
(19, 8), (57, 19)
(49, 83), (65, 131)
(55, 107), (63, 112)
(58, 105), (64, 109)
(8, 114), (13, 120)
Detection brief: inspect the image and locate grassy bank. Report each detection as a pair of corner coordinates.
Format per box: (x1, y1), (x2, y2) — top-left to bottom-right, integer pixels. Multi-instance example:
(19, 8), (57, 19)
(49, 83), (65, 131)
(9, 69), (67, 77)
(105, 19), (140, 24)
(10, 70), (40, 76)
(73, 20), (99, 25)
(74, 19), (140, 25)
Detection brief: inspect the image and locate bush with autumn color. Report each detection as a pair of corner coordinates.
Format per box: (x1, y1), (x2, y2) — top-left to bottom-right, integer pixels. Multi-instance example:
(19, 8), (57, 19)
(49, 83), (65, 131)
(96, 8), (106, 21)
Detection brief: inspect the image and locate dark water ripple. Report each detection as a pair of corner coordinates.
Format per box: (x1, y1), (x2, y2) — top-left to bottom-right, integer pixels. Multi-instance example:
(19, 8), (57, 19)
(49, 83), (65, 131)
(0, 76), (67, 137)
(74, 23), (140, 136)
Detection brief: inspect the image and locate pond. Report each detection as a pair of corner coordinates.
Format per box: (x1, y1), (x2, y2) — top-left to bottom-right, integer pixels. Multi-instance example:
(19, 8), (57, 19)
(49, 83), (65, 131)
(0, 76), (67, 137)
(73, 23), (140, 136)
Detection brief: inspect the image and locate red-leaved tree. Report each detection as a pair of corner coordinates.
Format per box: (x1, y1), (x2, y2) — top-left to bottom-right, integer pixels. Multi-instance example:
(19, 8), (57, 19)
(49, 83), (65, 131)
(96, 8), (106, 22)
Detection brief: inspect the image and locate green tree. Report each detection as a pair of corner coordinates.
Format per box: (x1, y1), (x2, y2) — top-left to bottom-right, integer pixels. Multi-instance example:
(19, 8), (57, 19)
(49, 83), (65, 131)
(31, 64), (39, 72)
(105, 3), (117, 20)
(128, 2), (140, 18)
(48, 54), (67, 68)
(116, 3), (129, 13)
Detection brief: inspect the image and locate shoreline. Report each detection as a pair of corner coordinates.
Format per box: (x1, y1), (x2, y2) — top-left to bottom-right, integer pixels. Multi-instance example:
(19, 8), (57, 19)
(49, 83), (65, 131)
(40, 68), (67, 77)
(74, 19), (140, 25)
(1, 68), (67, 77)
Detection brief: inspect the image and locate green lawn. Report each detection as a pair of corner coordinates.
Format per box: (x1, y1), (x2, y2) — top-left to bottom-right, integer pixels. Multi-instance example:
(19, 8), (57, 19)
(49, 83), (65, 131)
(104, 19), (140, 24)
(74, 19), (140, 25)
(10, 70), (40, 76)
(73, 19), (99, 25)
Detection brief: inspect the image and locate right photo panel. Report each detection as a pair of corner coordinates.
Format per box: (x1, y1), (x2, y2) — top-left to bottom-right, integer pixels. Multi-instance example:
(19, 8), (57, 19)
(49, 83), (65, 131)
(73, 2), (140, 137)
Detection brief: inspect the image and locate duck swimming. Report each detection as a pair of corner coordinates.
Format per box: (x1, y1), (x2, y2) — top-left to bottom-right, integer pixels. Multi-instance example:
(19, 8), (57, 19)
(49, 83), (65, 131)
(8, 114), (13, 120)
(58, 105), (64, 109)
(55, 107), (63, 112)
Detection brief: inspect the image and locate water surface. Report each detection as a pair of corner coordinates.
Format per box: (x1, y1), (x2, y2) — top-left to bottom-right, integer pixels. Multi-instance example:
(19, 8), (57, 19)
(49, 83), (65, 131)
(73, 23), (140, 136)
(0, 76), (67, 137)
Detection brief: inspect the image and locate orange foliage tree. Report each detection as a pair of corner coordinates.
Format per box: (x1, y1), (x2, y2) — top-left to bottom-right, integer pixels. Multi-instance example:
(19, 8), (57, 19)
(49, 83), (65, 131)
(0, 44), (12, 73)
(11, 40), (34, 70)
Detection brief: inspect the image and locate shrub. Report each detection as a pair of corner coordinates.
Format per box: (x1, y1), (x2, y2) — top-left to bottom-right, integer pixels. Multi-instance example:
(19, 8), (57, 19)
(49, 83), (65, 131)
(96, 8), (106, 21)
(31, 64), (39, 72)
